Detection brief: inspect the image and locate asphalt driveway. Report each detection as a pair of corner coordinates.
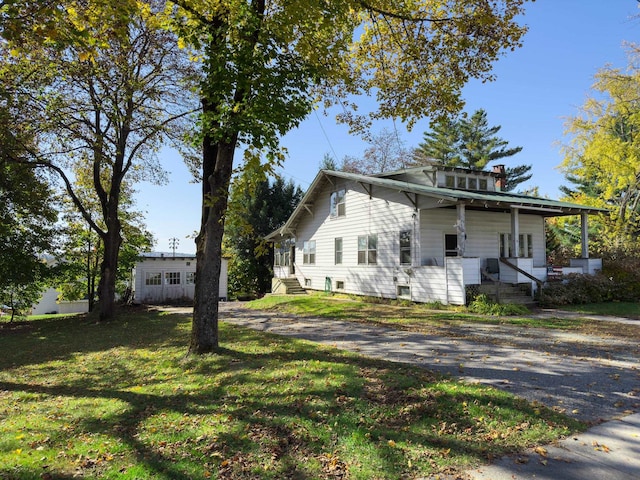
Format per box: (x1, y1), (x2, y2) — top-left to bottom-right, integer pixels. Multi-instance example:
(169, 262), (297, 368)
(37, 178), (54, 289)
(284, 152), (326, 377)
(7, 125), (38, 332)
(219, 302), (639, 425)
(214, 302), (640, 479)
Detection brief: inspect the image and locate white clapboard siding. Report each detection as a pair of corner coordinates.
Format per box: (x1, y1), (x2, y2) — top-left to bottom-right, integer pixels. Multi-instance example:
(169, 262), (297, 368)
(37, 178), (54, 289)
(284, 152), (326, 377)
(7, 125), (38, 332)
(133, 256), (228, 304)
(420, 208), (545, 268)
(287, 177), (547, 305)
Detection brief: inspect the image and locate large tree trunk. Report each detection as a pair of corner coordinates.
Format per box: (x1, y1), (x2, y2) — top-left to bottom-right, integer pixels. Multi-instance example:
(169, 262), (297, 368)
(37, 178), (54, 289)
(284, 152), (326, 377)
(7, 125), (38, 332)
(97, 215), (122, 321)
(190, 131), (236, 354)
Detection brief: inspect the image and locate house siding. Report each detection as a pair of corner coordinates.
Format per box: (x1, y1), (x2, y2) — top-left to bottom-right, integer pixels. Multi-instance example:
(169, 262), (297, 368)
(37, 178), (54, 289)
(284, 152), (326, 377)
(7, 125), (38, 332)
(419, 208), (546, 269)
(133, 256), (228, 304)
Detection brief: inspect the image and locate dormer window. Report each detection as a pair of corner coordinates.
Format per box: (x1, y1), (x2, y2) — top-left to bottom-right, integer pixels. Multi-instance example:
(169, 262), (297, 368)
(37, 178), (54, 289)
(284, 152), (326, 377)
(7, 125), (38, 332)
(445, 175), (455, 188)
(330, 189), (346, 217)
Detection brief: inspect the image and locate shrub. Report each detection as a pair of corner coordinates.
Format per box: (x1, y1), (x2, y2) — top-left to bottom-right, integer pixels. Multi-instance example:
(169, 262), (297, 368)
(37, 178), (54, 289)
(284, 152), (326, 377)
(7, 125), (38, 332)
(467, 294), (529, 316)
(539, 272), (637, 306)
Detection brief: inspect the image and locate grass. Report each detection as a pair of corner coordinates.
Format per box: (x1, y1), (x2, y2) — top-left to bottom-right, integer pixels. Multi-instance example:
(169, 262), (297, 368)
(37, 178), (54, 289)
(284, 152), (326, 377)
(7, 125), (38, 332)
(559, 302), (640, 319)
(247, 293), (640, 341)
(0, 306), (584, 479)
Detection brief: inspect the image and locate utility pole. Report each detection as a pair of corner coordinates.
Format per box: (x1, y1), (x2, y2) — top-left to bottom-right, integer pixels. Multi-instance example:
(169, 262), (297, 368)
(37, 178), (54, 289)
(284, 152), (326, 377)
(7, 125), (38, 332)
(169, 237), (179, 258)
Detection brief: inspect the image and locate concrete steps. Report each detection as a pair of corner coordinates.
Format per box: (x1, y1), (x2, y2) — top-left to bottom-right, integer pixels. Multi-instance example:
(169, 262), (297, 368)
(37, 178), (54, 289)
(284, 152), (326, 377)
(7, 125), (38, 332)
(477, 282), (534, 305)
(271, 277), (306, 295)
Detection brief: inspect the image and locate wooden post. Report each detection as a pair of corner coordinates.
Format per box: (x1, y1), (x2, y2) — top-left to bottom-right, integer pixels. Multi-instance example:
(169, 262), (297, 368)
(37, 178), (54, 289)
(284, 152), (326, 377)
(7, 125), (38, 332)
(511, 207), (520, 258)
(581, 212), (589, 259)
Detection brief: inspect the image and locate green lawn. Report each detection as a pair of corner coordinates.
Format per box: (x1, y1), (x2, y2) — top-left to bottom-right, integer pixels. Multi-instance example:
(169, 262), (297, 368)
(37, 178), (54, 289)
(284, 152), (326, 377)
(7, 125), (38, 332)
(246, 294), (640, 340)
(559, 302), (640, 319)
(0, 308), (583, 479)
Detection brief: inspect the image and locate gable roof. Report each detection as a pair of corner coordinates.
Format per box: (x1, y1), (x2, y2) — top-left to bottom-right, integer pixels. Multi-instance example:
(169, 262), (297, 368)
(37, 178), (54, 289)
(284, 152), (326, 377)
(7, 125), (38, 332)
(266, 169), (607, 241)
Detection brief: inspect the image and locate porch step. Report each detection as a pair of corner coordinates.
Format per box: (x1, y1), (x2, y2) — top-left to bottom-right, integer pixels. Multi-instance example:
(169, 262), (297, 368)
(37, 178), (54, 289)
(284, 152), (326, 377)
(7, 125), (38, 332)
(477, 282), (534, 305)
(272, 277), (306, 295)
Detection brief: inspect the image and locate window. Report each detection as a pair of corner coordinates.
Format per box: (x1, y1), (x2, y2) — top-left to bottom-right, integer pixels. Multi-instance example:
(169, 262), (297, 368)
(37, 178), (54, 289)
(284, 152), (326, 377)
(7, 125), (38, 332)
(479, 178), (488, 190)
(518, 234), (533, 258)
(330, 189), (346, 217)
(334, 238), (343, 265)
(304, 278), (312, 287)
(275, 252), (281, 266)
(358, 234), (377, 265)
(336, 280), (345, 290)
(500, 233), (512, 258)
(303, 240), (316, 264)
(145, 272), (161, 286)
(468, 177), (477, 190)
(445, 175), (455, 188)
(457, 176), (466, 189)
(445, 234), (458, 257)
(186, 272), (195, 285)
(400, 230), (411, 265)
(165, 272), (181, 285)
(397, 285), (411, 299)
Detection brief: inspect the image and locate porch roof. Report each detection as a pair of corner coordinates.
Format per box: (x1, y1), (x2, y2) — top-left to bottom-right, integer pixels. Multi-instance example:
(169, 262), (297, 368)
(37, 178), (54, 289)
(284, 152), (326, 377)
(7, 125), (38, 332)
(265, 169), (608, 241)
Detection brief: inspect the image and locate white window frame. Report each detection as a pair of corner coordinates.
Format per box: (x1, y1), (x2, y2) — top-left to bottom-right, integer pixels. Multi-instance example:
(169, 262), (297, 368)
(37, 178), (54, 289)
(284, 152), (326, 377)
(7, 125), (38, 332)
(186, 272), (195, 285)
(145, 272), (161, 286)
(165, 271), (181, 285)
(303, 240), (316, 265)
(330, 189), (346, 218)
(334, 237), (343, 265)
(358, 234), (377, 265)
(397, 285), (411, 299)
(400, 230), (412, 265)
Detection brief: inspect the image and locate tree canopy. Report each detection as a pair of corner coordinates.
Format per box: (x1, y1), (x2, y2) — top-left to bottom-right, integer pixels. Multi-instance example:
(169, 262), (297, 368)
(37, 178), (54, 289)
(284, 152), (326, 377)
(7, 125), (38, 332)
(561, 45), (640, 245)
(169, 0), (531, 353)
(2, 0), (197, 320)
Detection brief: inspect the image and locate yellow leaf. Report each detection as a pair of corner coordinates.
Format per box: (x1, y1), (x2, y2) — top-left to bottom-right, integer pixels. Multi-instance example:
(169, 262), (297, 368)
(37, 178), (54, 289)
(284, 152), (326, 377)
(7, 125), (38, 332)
(387, 439), (396, 447)
(78, 51), (91, 62)
(534, 446), (547, 457)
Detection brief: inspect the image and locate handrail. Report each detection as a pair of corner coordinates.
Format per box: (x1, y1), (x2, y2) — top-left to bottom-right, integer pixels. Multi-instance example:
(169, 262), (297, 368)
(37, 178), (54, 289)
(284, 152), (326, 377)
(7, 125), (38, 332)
(499, 258), (544, 290)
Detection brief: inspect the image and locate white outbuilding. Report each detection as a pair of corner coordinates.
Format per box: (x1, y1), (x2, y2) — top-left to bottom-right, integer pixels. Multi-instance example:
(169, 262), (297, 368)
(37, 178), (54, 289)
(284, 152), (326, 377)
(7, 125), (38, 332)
(132, 252), (228, 304)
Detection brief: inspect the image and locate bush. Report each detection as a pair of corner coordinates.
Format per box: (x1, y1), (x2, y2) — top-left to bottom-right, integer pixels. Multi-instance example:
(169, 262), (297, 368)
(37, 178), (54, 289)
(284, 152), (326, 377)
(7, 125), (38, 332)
(467, 294), (529, 316)
(539, 272), (637, 306)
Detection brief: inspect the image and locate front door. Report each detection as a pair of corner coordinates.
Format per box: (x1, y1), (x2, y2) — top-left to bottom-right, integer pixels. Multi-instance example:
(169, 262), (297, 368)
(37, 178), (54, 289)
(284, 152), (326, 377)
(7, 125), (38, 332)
(445, 234), (458, 257)
(289, 245), (296, 275)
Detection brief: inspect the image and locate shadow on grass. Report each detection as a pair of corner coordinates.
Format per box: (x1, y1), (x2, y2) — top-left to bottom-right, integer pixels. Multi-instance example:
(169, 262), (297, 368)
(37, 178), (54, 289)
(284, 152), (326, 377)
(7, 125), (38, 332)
(0, 310), (582, 479)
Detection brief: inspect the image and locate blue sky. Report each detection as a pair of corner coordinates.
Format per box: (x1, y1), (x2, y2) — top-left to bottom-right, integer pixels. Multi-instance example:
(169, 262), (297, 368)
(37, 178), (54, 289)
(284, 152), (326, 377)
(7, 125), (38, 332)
(137, 0), (639, 254)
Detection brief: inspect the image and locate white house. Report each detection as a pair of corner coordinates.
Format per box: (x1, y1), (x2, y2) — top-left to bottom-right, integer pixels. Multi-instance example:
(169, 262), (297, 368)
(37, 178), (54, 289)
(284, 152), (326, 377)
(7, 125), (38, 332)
(132, 252), (228, 304)
(31, 287), (90, 315)
(266, 165), (605, 305)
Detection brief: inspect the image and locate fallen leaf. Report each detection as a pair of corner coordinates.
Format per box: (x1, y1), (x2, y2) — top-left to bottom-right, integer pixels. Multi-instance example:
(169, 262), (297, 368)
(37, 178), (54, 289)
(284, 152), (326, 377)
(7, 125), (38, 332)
(534, 446), (548, 457)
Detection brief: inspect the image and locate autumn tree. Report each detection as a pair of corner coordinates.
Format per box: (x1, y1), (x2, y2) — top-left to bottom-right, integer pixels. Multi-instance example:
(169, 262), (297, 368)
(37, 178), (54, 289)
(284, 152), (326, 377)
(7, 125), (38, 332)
(414, 109), (531, 191)
(561, 45), (640, 246)
(2, 1), (197, 320)
(169, 0), (530, 353)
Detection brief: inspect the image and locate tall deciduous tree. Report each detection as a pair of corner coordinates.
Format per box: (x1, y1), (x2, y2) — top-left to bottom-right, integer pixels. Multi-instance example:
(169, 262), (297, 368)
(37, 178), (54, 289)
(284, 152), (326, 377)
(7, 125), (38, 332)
(414, 109), (531, 191)
(2, 1), (197, 320)
(340, 127), (408, 174)
(561, 45), (640, 245)
(170, 0), (530, 353)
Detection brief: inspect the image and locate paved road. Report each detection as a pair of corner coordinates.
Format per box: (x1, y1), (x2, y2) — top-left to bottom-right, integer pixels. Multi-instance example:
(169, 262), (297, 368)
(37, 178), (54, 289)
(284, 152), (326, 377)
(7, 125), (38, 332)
(217, 302), (640, 480)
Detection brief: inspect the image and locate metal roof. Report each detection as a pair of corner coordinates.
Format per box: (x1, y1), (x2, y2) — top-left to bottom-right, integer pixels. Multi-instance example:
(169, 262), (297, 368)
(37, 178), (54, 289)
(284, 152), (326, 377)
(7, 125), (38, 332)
(266, 169), (608, 241)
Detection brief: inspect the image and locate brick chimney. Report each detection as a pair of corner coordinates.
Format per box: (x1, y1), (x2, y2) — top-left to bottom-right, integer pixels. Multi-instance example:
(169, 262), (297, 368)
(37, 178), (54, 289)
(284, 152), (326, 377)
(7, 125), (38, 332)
(492, 164), (507, 191)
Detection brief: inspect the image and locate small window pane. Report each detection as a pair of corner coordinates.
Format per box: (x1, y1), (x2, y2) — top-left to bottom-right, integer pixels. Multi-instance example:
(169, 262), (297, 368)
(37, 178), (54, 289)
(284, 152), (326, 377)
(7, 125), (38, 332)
(335, 238), (343, 265)
(468, 177), (477, 189)
(445, 175), (455, 188)
(457, 176), (466, 189)
(479, 178), (488, 190)
(165, 272), (181, 285)
(186, 272), (195, 285)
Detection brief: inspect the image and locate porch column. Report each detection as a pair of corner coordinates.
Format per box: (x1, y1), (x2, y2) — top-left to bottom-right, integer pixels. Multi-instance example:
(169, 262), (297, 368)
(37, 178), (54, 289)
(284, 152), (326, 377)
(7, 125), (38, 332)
(510, 207), (520, 258)
(456, 204), (466, 256)
(580, 212), (589, 259)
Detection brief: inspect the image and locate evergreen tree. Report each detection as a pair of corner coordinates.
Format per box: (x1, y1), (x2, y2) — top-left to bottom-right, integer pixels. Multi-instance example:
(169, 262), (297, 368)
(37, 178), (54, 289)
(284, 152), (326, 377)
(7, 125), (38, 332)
(225, 172), (303, 297)
(414, 109), (531, 191)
